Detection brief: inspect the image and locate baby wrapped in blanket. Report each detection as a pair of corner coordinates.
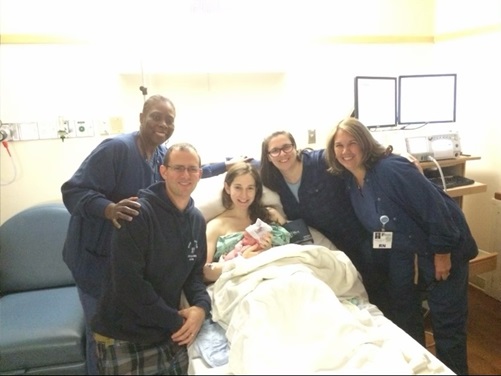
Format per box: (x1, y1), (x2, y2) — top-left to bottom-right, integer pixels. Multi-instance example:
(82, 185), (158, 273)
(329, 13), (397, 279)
(214, 219), (291, 262)
(223, 219), (273, 261)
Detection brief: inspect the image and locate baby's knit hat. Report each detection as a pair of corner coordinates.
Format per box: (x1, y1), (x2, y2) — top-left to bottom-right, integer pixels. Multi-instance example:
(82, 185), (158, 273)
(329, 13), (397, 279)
(245, 218), (273, 241)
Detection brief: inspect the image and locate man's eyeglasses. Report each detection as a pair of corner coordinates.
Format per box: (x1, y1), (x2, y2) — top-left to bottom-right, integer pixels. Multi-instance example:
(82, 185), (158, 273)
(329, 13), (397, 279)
(166, 165), (201, 174)
(268, 143), (294, 157)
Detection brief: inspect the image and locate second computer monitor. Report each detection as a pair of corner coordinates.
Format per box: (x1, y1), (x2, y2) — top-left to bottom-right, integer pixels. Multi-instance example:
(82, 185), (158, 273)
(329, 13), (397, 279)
(398, 73), (457, 125)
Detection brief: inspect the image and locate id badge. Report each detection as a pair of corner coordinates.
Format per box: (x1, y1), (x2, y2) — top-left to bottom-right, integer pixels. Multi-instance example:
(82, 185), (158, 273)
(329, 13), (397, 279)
(373, 231), (393, 249)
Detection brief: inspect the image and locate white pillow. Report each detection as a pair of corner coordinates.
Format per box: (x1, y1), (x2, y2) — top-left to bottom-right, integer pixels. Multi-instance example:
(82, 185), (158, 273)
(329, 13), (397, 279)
(193, 173), (283, 222)
(193, 174), (226, 222)
(309, 227), (338, 250)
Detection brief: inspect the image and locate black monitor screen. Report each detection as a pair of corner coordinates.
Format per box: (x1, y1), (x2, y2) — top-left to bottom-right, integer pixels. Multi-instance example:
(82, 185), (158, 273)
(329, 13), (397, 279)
(354, 76), (397, 129)
(398, 73), (457, 125)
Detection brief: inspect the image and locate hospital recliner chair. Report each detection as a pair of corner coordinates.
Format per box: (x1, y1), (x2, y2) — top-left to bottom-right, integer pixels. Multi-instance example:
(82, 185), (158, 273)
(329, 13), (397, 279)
(0, 202), (86, 375)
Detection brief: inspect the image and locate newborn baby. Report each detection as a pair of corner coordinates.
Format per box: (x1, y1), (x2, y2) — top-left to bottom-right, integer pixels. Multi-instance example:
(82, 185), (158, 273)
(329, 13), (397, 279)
(223, 219), (273, 261)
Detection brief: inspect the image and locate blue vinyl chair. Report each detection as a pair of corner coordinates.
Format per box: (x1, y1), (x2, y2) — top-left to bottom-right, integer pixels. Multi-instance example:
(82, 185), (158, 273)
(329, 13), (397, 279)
(0, 202), (86, 375)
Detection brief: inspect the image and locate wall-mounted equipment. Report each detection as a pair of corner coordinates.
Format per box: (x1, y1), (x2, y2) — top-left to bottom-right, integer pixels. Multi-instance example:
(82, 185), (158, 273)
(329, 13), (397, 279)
(398, 74), (457, 125)
(354, 76), (397, 129)
(0, 125), (12, 142)
(405, 132), (462, 161)
(1, 118), (99, 142)
(0, 123), (18, 141)
(17, 122), (39, 140)
(354, 73), (457, 130)
(57, 117), (71, 142)
(75, 120), (95, 137)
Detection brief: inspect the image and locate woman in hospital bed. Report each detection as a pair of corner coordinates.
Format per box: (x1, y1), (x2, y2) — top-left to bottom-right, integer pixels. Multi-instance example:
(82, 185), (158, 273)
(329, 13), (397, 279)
(189, 162), (454, 375)
(203, 162), (288, 282)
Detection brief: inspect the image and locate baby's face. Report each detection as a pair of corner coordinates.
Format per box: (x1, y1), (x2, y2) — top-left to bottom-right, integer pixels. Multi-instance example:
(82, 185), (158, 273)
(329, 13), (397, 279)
(242, 231), (257, 246)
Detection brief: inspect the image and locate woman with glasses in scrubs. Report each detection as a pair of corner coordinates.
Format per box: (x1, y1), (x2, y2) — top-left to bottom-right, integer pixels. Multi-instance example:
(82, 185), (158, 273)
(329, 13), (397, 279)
(259, 131), (382, 305)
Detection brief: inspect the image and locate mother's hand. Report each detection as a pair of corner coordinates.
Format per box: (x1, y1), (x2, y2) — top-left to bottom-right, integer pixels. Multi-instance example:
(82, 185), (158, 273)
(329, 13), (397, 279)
(258, 232), (273, 250)
(242, 233), (273, 259)
(242, 244), (265, 259)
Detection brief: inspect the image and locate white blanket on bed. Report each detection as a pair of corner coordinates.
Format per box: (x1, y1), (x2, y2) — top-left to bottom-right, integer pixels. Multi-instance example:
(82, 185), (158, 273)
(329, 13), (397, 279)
(208, 244), (451, 375)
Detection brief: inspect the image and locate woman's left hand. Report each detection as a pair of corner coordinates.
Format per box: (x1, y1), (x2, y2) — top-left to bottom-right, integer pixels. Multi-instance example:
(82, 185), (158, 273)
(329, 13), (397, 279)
(242, 244), (264, 258)
(258, 232), (273, 250)
(267, 207), (287, 225)
(434, 253), (452, 280)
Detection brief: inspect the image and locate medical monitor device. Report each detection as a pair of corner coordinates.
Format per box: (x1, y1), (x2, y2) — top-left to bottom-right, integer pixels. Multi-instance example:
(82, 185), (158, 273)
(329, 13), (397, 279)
(398, 73), (457, 125)
(354, 76), (397, 129)
(405, 133), (462, 161)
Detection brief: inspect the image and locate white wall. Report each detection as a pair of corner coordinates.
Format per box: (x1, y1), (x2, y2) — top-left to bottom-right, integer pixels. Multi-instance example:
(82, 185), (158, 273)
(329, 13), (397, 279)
(0, 42), (438, 224)
(1, 0), (500, 298)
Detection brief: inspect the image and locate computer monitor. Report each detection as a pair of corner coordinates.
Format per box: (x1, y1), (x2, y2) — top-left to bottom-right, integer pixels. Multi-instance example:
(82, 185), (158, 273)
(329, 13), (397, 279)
(398, 73), (457, 125)
(354, 76), (397, 129)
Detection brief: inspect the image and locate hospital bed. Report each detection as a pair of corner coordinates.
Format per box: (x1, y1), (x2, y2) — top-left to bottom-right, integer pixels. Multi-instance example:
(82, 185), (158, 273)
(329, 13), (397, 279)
(189, 174), (455, 375)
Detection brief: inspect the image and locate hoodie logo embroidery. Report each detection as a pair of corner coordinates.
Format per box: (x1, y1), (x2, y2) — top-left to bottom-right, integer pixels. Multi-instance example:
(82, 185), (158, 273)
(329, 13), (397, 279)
(187, 240), (198, 261)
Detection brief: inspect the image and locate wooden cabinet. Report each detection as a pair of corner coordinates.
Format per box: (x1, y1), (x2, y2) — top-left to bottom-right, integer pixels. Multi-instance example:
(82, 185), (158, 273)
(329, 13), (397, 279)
(419, 156), (497, 277)
(470, 249), (498, 276)
(419, 156), (487, 207)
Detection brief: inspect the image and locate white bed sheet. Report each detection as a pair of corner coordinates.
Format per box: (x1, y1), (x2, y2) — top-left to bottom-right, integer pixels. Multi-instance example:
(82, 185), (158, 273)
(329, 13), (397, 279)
(188, 244), (454, 375)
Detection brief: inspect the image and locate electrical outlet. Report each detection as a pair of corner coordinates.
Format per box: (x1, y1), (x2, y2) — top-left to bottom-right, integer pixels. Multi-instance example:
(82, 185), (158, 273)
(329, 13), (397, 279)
(308, 129), (316, 144)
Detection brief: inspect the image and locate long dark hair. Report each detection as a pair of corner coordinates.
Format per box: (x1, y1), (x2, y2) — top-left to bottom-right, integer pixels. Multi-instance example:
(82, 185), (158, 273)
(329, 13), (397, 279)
(222, 162), (271, 223)
(260, 131), (305, 192)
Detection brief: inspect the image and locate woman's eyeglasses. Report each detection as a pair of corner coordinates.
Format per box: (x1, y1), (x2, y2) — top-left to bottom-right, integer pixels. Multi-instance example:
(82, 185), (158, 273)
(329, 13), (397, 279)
(166, 165), (201, 174)
(268, 143), (294, 157)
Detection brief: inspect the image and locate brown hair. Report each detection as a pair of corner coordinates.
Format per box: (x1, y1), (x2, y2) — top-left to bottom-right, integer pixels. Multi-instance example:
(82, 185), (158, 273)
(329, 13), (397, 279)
(325, 117), (390, 174)
(163, 142), (201, 166)
(259, 131), (306, 192)
(222, 162), (271, 223)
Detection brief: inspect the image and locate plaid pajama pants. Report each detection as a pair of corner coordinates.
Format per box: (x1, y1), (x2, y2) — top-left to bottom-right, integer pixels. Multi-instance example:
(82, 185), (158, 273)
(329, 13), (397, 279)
(94, 333), (188, 375)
